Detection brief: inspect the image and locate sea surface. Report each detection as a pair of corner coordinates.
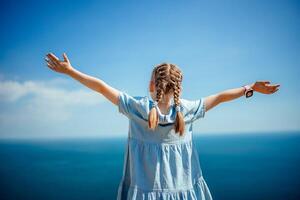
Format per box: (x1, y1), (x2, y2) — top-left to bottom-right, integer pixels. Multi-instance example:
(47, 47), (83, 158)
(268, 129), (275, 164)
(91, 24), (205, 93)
(0, 132), (299, 200)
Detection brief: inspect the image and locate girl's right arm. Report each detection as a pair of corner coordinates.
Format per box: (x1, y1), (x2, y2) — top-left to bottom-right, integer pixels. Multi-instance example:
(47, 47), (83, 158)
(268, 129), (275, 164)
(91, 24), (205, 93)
(45, 52), (120, 106)
(203, 81), (280, 112)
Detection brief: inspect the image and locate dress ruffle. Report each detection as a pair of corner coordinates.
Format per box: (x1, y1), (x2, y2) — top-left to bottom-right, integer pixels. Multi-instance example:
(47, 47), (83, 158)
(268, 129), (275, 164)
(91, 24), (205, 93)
(118, 176), (212, 200)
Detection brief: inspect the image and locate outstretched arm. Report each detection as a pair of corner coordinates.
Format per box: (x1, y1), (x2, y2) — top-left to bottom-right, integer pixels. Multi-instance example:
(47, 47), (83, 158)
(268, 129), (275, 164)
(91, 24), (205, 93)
(45, 52), (120, 105)
(204, 81), (280, 112)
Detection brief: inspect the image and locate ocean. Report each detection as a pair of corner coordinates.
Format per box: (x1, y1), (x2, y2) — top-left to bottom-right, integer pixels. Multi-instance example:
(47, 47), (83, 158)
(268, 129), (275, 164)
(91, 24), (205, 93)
(0, 132), (299, 200)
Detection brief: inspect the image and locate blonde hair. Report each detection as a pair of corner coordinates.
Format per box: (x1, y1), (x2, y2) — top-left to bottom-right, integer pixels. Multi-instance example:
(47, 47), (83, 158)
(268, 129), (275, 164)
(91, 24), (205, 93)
(148, 62), (185, 136)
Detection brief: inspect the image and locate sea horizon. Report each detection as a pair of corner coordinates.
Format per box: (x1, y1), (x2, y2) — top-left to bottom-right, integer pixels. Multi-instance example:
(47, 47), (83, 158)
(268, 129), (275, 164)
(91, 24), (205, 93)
(1, 130), (299, 141)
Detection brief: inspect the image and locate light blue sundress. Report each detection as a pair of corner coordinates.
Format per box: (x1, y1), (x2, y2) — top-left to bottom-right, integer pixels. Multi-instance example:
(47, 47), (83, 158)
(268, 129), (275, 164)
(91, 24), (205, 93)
(117, 91), (213, 200)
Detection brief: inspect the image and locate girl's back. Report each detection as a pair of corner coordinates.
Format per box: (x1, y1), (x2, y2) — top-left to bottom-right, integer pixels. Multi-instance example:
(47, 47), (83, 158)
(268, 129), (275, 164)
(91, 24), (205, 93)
(117, 91), (213, 200)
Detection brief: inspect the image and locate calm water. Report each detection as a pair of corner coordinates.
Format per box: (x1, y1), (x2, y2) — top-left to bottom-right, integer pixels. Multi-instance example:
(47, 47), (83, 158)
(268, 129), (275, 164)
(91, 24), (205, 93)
(0, 132), (299, 200)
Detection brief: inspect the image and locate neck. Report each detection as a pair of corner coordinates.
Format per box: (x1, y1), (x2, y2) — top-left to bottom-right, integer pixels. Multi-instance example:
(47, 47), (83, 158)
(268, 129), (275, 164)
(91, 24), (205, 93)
(158, 95), (172, 110)
(157, 100), (172, 115)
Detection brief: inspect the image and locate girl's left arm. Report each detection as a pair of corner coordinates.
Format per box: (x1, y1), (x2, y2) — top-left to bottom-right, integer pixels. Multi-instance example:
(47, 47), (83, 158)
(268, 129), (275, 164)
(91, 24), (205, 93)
(204, 81), (280, 112)
(45, 52), (120, 106)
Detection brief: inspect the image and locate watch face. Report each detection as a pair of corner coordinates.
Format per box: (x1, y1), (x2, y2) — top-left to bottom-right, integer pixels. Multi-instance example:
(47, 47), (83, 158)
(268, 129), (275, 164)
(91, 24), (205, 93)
(246, 90), (253, 98)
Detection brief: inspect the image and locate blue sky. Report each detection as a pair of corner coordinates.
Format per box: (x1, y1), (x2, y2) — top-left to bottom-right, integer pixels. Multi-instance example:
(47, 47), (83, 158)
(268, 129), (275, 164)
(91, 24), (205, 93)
(0, 0), (299, 138)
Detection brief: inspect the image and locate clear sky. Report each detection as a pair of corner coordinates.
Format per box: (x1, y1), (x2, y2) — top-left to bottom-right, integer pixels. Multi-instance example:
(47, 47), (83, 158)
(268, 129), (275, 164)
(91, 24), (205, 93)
(0, 0), (299, 138)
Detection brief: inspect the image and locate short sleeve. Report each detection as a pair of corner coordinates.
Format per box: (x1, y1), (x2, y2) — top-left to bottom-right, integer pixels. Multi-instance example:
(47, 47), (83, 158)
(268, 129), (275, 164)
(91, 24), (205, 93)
(191, 97), (206, 121)
(118, 91), (144, 119)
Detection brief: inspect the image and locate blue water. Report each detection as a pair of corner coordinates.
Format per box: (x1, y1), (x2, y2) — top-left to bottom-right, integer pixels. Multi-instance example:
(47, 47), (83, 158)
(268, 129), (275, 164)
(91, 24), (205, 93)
(0, 132), (299, 200)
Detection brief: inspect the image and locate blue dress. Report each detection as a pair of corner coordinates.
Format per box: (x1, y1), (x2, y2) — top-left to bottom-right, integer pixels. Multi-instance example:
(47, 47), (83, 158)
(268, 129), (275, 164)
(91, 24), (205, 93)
(117, 91), (213, 200)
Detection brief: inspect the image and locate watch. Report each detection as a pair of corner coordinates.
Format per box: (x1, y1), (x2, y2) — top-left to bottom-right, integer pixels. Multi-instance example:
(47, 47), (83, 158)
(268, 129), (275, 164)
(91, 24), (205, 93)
(243, 85), (254, 98)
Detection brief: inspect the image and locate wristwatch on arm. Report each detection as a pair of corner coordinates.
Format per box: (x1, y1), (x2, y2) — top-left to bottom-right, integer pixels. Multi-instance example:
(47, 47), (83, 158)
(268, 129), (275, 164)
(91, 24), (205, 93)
(243, 85), (254, 98)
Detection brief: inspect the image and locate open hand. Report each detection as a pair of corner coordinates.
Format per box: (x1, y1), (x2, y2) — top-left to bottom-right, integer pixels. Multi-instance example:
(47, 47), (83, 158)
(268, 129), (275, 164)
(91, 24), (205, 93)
(251, 81), (280, 94)
(45, 52), (73, 74)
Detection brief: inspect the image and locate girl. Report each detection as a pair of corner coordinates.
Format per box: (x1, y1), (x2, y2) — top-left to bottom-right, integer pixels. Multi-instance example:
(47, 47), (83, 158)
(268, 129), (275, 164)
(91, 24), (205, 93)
(45, 52), (280, 200)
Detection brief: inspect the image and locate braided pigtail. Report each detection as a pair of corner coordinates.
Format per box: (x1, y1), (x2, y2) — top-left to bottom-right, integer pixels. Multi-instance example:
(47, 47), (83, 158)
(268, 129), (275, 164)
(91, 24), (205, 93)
(148, 100), (158, 130)
(148, 64), (168, 130)
(170, 64), (185, 136)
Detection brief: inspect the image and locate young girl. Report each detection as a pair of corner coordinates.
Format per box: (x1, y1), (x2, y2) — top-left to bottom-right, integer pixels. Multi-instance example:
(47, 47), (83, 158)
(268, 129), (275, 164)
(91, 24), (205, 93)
(45, 52), (280, 200)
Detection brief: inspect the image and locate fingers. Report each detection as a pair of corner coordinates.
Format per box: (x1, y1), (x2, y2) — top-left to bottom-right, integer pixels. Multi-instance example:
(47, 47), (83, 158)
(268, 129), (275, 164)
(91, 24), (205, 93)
(44, 56), (60, 72)
(45, 57), (56, 67)
(45, 57), (57, 71)
(63, 53), (70, 63)
(268, 84), (280, 93)
(46, 61), (58, 72)
(46, 62), (57, 72)
(47, 53), (60, 65)
(268, 84), (280, 89)
(45, 59), (52, 68)
(261, 81), (280, 89)
(258, 80), (270, 85)
(269, 88), (279, 94)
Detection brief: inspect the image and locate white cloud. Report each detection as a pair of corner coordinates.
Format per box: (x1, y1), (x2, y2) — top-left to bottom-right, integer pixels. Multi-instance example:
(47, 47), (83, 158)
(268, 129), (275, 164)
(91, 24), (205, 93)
(0, 80), (30, 102)
(0, 78), (105, 124)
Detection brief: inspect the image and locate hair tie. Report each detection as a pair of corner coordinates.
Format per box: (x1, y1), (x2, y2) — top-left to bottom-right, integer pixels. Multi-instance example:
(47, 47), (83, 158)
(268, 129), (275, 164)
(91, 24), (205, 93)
(175, 105), (181, 112)
(152, 101), (158, 109)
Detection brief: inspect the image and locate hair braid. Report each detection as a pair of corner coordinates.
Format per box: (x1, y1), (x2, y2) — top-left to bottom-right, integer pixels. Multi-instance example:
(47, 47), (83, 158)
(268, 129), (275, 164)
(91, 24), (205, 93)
(169, 64), (185, 135)
(148, 63), (169, 130)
